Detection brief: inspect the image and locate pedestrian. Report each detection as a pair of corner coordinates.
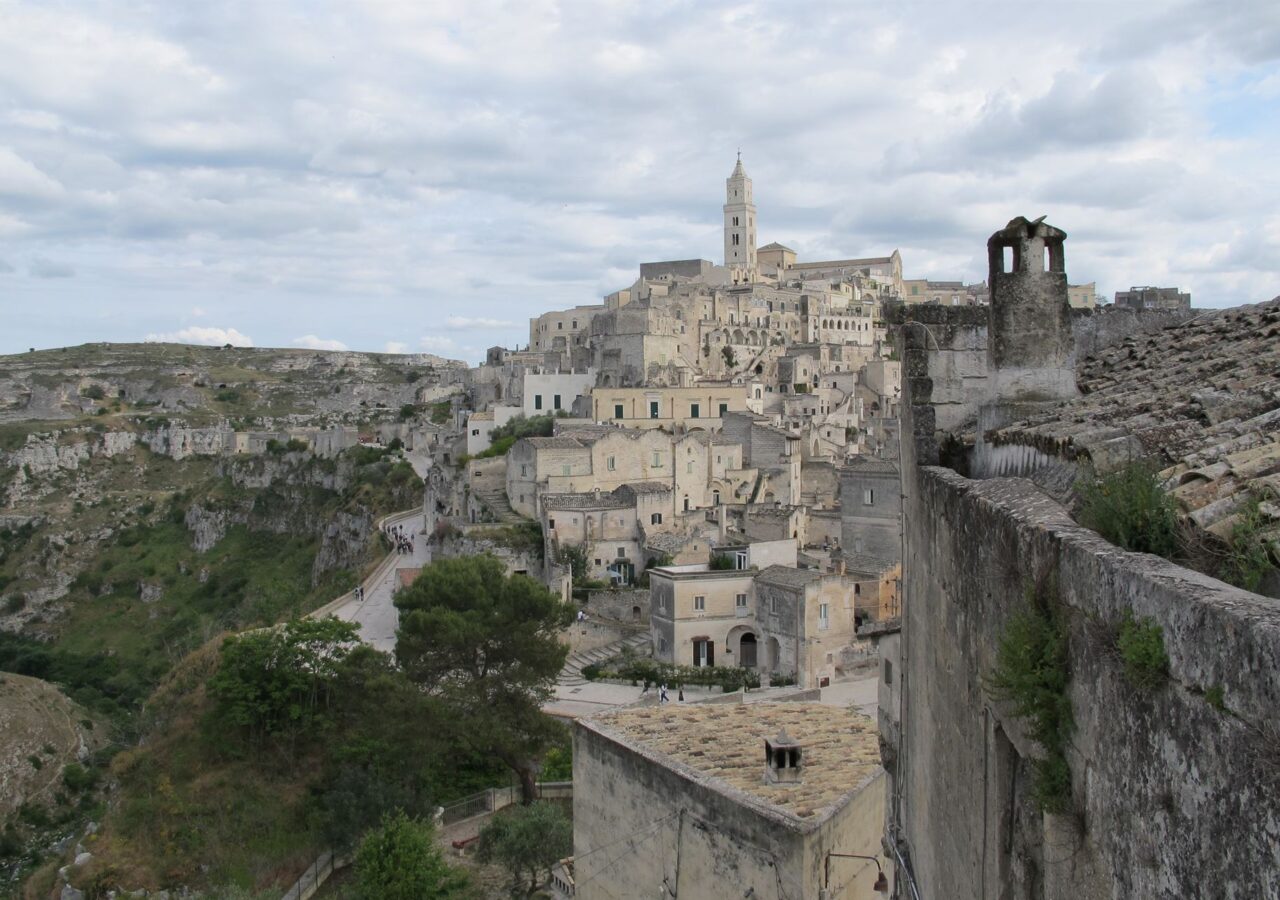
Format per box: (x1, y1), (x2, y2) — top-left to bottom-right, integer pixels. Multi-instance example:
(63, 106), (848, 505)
(577, 609), (585, 625)
(678, 686), (684, 702)
(660, 683), (670, 704)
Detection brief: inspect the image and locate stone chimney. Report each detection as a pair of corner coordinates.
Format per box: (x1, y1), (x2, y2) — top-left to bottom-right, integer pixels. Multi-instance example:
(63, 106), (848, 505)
(986, 216), (1078, 404)
(764, 729), (803, 784)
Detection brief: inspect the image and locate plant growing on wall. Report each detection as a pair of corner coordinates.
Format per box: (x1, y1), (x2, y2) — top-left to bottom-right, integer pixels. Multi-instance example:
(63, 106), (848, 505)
(721, 345), (736, 368)
(1219, 493), (1277, 592)
(1115, 613), (1169, 690)
(984, 581), (1074, 814)
(1076, 462), (1180, 560)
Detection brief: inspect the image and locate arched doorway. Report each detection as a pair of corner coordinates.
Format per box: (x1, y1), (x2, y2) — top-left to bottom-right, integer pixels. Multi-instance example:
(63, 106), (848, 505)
(739, 632), (758, 668)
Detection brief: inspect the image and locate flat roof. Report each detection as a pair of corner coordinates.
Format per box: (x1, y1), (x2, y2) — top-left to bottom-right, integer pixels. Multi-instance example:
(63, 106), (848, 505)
(582, 702), (880, 824)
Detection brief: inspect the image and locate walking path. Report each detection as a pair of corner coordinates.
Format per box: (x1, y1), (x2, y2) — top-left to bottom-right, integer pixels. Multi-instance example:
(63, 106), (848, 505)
(318, 509), (431, 653)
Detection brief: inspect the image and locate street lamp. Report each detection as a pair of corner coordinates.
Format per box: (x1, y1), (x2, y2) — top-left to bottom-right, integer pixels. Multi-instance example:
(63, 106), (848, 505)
(822, 851), (889, 896)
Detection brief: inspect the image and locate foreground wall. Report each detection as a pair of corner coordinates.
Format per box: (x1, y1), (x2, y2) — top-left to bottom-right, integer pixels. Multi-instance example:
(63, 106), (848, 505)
(895, 462), (1280, 899)
(573, 721), (885, 899)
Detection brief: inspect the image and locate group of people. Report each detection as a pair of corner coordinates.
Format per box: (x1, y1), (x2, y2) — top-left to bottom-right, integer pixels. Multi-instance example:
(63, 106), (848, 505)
(385, 522), (415, 555)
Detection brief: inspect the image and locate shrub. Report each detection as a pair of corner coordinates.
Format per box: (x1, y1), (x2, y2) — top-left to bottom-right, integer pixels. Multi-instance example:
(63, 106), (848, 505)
(984, 588), (1074, 813)
(1076, 462), (1179, 559)
(354, 811), (468, 900)
(709, 553), (736, 570)
(1219, 494), (1277, 592)
(580, 662), (602, 681)
(62, 762), (97, 793)
(1116, 613), (1168, 690)
(721, 346), (736, 367)
(429, 401), (452, 425)
(398, 404), (417, 421)
(477, 802), (572, 897)
(82, 384), (105, 400)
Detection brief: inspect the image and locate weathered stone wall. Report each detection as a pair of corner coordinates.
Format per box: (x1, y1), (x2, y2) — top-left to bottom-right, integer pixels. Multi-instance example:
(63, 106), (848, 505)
(573, 720), (886, 900)
(895, 460), (1280, 899)
(1070, 305), (1201, 360)
(585, 587), (649, 625)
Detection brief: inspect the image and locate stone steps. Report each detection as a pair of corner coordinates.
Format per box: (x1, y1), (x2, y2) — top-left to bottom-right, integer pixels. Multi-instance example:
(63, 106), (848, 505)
(559, 632), (651, 686)
(472, 486), (523, 524)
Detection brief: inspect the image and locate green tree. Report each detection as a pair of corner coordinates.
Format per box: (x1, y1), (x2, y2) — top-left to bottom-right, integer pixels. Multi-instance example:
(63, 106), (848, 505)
(395, 555), (574, 802)
(476, 802), (572, 897)
(207, 617), (360, 753)
(354, 811), (469, 900)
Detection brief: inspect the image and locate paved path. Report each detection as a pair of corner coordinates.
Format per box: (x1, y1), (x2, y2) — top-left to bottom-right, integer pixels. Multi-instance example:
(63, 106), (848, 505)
(328, 510), (431, 653)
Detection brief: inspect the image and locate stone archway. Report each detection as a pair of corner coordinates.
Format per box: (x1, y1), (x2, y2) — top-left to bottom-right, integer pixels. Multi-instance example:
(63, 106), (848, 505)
(739, 632), (758, 668)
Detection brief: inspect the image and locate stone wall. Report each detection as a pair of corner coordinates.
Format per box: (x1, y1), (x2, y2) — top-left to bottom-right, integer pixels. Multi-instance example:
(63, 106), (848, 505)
(1070, 305), (1201, 359)
(893, 458), (1280, 899)
(573, 720), (886, 900)
(585, 587), (649, 626)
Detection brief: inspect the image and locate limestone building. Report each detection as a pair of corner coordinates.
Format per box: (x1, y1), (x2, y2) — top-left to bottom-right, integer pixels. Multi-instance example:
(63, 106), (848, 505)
(573, 703), (889, 900)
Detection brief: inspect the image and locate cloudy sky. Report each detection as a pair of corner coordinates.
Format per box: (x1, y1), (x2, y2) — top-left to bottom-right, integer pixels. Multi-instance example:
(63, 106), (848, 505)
(1, 1), (1277, 363)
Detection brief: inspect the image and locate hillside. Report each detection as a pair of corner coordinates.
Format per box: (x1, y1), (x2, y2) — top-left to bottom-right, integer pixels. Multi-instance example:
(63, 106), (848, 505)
(0, 342), (457, 894)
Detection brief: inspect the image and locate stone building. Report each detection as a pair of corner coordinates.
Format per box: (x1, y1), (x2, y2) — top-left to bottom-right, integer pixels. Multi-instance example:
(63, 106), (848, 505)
(589, 384), (753, 430)
(1113, 284), (1191, 310)
(573, 703), (888, 900)
(885, 215), (1280, 898)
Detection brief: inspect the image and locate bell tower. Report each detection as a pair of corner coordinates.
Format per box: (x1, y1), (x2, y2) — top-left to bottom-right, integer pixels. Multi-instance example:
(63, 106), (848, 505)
(723, 153), (757, 278)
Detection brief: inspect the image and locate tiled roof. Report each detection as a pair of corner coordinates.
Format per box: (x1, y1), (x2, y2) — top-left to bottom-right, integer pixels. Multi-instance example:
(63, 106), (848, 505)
(755, 564), (823, 589)
(843, 455), (900, 476)
(525, 436), (587, 449)
(585, 702), (881, 823)
(993, 298), (1280, 536)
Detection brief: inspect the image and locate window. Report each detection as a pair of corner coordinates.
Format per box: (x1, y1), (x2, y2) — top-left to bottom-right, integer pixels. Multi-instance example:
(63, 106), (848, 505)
(572, 320), (578, 329)
(716, 455), (722, 465)
(718, 403), (728, 416)
(520, 465), (527, 477)
(652, 452), (662, 467)
(650, 401), (660, 419)
(819, 603), (830, 629)
(884, 659), (893, 684)
(690, 403), (700, 419)
(617, 547), (626, 558)
(553, 394), (562, 410)
(732, 216), (739, 226)
(770, 595), (777, 613)
(595, 558), (602, 566)
(735, 593), (748, 617)
(732, 234), (740, 246)
(548, 518), (556, 530)
(651, 513), (663, 525)
(607, 455), (616, 471)
(471, 428), (479, 435)
(557, 322), (563, 329)
(659, 636), (668, 653)
(713, 490), (720, 505)
(854, 583), (861, 596)
(864, 488), (875, 505)
(658, 594), (667, 613)
(562, 465), (571, 476)
(686, 461), (694, 474)
(534, 394), (543, 410)
(614, 403), (624, 419)
(694, 595), (705, 611)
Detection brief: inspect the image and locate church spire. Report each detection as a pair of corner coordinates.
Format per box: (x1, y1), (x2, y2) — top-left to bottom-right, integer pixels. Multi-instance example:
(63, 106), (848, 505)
(723, 154), (757, 277)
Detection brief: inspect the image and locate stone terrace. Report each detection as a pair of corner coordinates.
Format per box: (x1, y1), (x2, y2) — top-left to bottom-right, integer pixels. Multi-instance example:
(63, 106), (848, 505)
(993, 298), (1280, 534)
(584, 702), (879, 822)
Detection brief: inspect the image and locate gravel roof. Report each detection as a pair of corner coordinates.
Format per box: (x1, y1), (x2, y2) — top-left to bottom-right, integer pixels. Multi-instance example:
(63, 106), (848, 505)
(584, 702), (881, 823)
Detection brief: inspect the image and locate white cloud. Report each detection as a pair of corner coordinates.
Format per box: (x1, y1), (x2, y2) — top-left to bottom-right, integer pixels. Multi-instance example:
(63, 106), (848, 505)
(144, 326), (254, 347)
(191, 305), (207, 317)
(384, 341), (409, 354)
(419, 336), (459, 352)
(444, 315), (519, 329)
(292, 334), (348, 351)
(2, 0), (1279, 355)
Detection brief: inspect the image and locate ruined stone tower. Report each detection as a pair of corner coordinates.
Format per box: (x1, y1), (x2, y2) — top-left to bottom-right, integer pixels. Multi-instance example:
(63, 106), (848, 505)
(723, 154), (757, 278)
(986, 216), (1077, 403)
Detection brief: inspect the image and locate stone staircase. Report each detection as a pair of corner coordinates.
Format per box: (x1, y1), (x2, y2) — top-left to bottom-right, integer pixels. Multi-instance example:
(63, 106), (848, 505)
(559, 632), (651, 687)
(471, 485), (523, 524)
